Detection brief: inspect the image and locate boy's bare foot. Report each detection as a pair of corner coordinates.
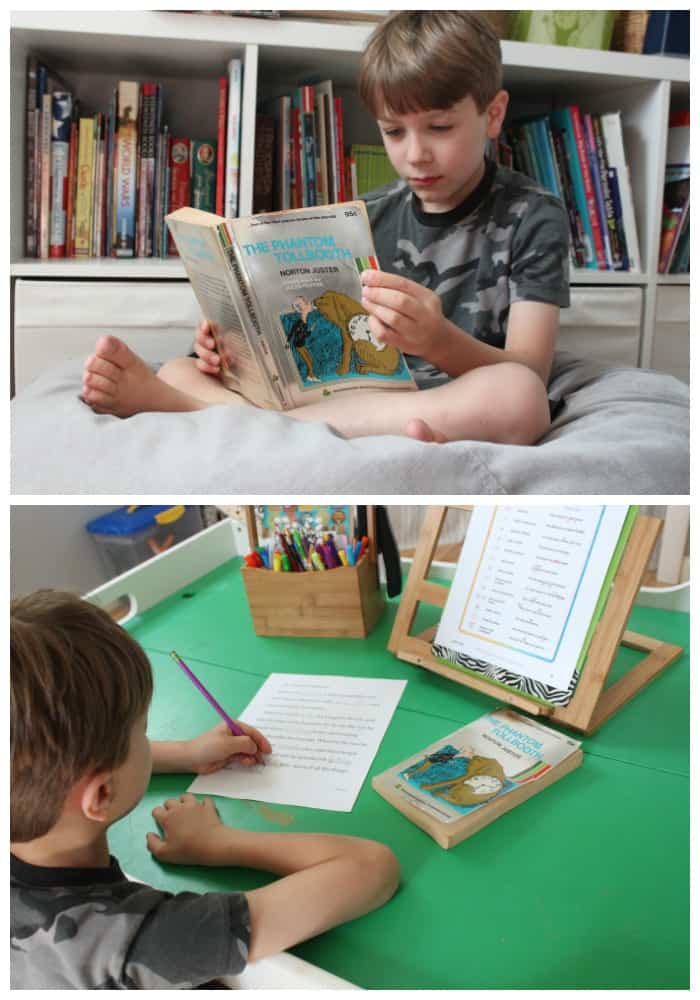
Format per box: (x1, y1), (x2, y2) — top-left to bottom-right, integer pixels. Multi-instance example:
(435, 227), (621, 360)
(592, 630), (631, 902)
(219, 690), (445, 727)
(405, 418), (448, 444)
(81, 336), (205, 418)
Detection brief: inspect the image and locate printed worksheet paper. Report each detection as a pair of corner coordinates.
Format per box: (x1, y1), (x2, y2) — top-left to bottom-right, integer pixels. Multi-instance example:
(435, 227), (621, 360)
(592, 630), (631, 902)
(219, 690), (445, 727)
(189, 673), (406, 811)
(435, 505), (629, 692)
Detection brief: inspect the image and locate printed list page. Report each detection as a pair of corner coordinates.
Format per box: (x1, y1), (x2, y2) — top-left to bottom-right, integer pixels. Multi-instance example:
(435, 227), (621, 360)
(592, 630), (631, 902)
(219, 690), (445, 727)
(189, 673), (406, 812)
(435, 505), (629, 691)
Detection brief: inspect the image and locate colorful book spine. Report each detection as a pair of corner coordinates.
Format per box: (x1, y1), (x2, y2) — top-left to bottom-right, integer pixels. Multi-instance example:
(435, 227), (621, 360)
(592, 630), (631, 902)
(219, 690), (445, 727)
(299, 85), (317, 207)
(224, 58), (242, 218)
(104, 90), (116, 257)
(114, 81), (140, 257)
(48, 91), (72, 258)
(334, 96), (346, 202)
(599, 111), (641, 272)
(551, 126), (587, 269)
(191, 139), (217, 213)
(276, 94), (292, 210)
(582, 113), (613, 269)
(570, 105), (607, 269)
(64, 104), (79, 257)
(137, 83), (158, 256)
(313, 88), (328, 206)
(74, 117), (95, 258)
(38, 91), (52, 258)
(591, 113), (626, 270)
(290, 104), (302, 209)
(550, 108), (596, 269)
(157, 124), (170, 258)
(605, 167), (629, 271)
(167, 136), (191, 256)
(24, 57), (38, 256)
(253, 114), (275, 214)
(215, 76), (227, 216)
(92, 113), (107, 257)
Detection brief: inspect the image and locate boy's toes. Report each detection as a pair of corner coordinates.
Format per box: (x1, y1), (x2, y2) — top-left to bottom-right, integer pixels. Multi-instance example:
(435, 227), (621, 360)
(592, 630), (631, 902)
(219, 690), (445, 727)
(94, 334), (131, 367)
(405, 418), (448, 444)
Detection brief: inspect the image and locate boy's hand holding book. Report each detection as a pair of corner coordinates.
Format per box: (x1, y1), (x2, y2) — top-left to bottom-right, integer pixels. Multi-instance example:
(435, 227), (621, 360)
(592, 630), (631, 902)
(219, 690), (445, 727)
(194, 319), (222, 375)
(360, 268), (447, 362)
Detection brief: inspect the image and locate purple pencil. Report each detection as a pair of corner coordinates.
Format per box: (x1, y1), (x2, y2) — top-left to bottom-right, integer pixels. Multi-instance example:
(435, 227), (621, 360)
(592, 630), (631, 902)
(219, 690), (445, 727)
(170, 650), (266, 764)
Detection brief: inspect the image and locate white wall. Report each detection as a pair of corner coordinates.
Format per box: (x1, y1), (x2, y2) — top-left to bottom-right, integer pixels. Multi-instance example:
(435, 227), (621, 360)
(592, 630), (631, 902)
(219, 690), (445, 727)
(11, 505), (126, 598)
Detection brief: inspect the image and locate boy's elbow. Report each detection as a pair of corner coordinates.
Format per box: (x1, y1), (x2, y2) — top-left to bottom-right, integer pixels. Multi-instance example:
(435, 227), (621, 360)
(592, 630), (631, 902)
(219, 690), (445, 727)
(360, 840), (401, 904)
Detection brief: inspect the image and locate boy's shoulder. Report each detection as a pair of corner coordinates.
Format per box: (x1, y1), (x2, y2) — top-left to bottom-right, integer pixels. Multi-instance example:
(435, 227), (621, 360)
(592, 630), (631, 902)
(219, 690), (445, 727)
(10, 854), (250, 989)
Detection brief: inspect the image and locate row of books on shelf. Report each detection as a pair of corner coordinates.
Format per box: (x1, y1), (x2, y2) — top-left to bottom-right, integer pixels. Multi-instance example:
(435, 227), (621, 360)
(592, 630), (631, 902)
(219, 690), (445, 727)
(25, 57), (245, 259)
(256, 81), (399, 214)
(490, 106), (641, 272)
(657, 111), (690, 275)
(23, 56), (688, 275)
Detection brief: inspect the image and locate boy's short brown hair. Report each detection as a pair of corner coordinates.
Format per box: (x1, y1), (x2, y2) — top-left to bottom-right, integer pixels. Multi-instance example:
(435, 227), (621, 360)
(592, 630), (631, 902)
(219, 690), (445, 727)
(11, 590), (153, 842)
(358, 11), (503, 117)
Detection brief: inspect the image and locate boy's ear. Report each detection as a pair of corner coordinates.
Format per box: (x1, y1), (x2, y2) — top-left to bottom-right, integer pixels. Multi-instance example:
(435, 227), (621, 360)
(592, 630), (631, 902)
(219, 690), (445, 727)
(76, 771), (116, 824)
(485, 90), (509, 139)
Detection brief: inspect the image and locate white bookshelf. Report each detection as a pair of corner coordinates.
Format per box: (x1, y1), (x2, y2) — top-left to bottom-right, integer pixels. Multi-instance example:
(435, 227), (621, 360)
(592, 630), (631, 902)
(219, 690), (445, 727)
(10, 11), (690, 385)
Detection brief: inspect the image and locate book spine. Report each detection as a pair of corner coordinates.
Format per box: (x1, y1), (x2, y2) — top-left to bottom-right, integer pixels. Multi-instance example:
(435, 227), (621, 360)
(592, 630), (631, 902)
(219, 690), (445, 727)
(334, 96), (346, 201)
(591, 113), (625, 270)
(74, 117), (95, 258)
(606, 168), (629, 271)
(103, 91), (115, 257)
(38, 92), (52, 258)
(551, 126), (587, 269)
(218, 223), (289, 408)
(191, 139), (217, 213)
(582, 113), (612, 269)
(313, 88), (328, 206)
(137, 83), (157, 257)
(159, 125), (171, 259)
(300, 85), (317, 207)
(92, 113), (106, 257)
(275, 95), (291, 210)
(215, 76), (227, 216)
(252, 115), (275, 214)
(114, 81), (140, 258)
(570, 106), (606, 269)
(550, 108), (596, 268)
(64, 108), (79, 257)
(48, 91), (72, 258)
(25, 57), (38, 256)
(290, 104), (302, 209)
(167, 136), (191, 256)
(600, 112), (641, 271)
(224, 58), (242, 218)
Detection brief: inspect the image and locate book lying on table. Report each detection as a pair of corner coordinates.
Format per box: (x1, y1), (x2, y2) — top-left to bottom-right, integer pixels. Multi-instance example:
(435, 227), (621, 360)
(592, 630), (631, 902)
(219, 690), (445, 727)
(166, 202), (417, 410)
(372, 708), (582, 849)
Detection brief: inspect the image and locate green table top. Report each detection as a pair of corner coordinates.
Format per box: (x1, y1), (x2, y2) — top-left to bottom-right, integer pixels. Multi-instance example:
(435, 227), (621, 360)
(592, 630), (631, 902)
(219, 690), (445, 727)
(109, 557), (690, 989)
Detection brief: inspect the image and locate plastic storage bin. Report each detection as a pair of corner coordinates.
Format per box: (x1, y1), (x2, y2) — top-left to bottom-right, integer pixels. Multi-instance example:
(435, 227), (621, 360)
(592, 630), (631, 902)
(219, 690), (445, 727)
(508, 11), (615, 50)
(86, 505), (203, 578)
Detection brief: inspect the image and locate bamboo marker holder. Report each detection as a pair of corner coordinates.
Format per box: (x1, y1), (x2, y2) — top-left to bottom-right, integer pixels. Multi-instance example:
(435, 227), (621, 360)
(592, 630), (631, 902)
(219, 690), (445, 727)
(388, 506), (683, 736)
(241, 506), (385, 638)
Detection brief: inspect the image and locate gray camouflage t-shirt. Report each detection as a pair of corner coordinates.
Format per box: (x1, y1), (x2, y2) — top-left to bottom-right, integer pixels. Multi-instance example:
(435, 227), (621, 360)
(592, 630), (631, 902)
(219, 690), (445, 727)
(362, 159), (570, 388)
(10, 853), (250, 988)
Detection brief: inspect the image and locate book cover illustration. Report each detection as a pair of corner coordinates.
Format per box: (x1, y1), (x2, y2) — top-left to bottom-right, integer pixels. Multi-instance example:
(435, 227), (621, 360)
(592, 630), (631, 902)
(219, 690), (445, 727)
(376, 709), (581, 827)
(227, 202), (415, 393)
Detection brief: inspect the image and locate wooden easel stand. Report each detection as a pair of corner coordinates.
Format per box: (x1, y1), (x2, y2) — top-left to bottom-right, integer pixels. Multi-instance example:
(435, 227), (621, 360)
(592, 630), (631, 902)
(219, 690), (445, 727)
(388, 507), (683, 735)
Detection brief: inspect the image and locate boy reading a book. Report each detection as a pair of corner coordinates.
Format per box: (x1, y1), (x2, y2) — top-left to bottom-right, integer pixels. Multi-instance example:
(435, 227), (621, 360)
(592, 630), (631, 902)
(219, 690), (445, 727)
(81, 11), (569, 446)
(10, 590), (400, 989)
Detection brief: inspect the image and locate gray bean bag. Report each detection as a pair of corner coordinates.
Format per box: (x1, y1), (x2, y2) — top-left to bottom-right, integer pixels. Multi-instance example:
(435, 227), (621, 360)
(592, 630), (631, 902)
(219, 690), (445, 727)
(11, 350), (689, 494)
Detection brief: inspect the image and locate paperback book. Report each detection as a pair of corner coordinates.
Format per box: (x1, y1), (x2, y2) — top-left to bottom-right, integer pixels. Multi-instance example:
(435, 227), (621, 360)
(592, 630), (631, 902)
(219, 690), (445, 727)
(372, 708), (583, 849)
(166, 201), (417, 410)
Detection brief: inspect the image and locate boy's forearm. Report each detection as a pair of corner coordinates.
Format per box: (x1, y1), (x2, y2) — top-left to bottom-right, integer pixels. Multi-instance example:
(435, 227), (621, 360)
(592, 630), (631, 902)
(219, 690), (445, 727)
(204, 825), (377, 875)
(428, 320), (537, 378)
(150, 739), (195, 773)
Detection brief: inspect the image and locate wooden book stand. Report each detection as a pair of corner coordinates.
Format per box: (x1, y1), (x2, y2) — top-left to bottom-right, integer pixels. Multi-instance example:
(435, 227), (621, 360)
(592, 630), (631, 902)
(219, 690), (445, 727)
(388, 506), (683, 735)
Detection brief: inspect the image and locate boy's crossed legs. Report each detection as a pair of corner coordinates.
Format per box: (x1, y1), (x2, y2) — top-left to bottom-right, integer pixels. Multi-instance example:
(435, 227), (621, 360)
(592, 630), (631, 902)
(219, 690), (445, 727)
(82, 335), (551, 445)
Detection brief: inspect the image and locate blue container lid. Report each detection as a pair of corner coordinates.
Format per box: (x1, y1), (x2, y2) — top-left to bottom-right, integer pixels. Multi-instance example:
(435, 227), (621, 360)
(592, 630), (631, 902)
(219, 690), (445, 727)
(86, 505), (187, 537)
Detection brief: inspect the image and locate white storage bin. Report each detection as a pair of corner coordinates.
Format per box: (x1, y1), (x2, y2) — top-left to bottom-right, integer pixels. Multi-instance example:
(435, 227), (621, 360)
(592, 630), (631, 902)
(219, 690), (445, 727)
(651, 286), (690, 383)
(13, 280), (202, 393)
(558, 286), (643, 367)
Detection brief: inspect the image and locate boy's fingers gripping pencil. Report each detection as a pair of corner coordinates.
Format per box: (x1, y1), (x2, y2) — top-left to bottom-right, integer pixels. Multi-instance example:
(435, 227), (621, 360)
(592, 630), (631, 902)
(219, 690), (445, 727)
(170, 651), (266, 765)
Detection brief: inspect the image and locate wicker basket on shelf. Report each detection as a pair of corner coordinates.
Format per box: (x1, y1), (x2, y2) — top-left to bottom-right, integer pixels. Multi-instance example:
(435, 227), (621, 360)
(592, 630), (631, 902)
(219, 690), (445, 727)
(611, 10), (650, 53)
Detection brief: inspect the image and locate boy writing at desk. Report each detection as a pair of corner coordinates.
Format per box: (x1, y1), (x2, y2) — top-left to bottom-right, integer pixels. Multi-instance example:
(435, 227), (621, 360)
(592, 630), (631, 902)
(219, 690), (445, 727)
(10, 591), (400, 989)
(81, 11), (569, 446)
